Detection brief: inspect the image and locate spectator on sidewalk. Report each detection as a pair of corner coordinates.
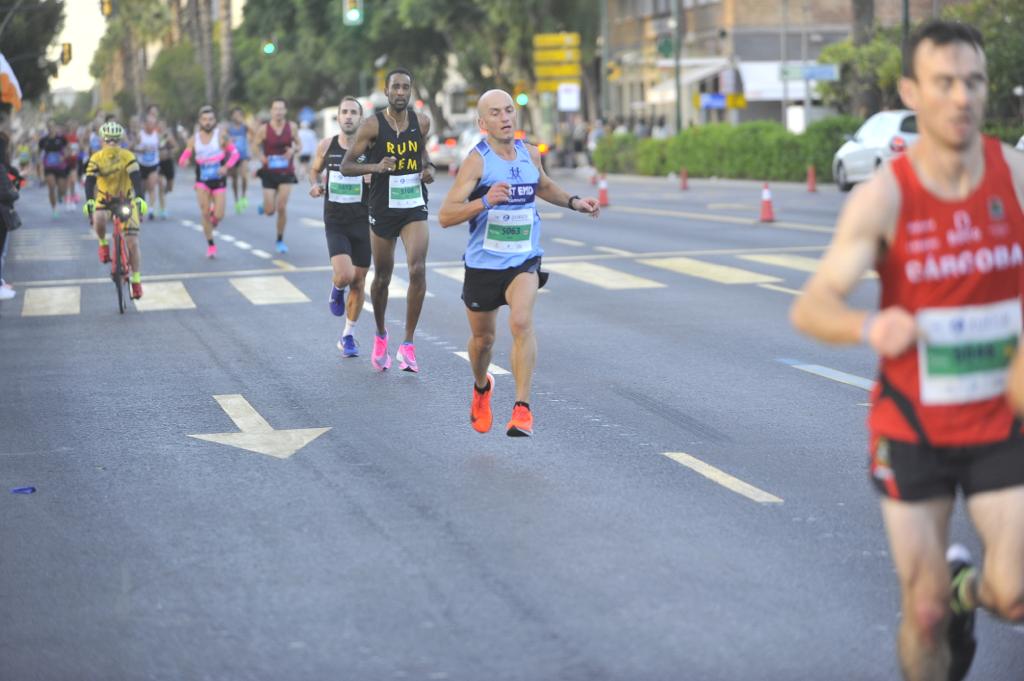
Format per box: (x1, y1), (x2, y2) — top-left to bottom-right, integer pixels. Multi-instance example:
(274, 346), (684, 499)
(0, 132), (23, 300)
(651, 116), (670, 140)
(586, 119), (605, 166)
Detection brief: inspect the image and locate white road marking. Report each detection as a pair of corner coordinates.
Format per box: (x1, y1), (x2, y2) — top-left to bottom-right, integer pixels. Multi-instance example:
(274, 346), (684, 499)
(301, 217), (322, 228)
(615, 205), (833, 234)
(219, 233), (236, 242)
(544, 262), (665, 289)
(188, 394), (330, 459)
(132, 281), (196, 312)
(181, 220), (195, 226)
(252, 250), (272, 259)
(758, 283), (802, 296)
(234, 240), (252, 250)
(739, 253), (878, 279)
(364, 271), (434, 298)
(11, 229), (81, 261)
(454, 351), (510, 375)
(552, 238), (585, 247)
(21, 286), (81, 316)
(662, 452), (783, 504)
(777, 358), (874, 391)
(432, 267), (464, 282)
(538, 211), (563, 220)
(230, 276), (310, 305)
(272, 258), (295, 269)
(595, 246), (635, 256)
(640, 257), (781, 285)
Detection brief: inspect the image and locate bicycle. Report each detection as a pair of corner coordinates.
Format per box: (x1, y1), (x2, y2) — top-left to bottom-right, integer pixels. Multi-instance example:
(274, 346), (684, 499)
(88, 195), (135, 314)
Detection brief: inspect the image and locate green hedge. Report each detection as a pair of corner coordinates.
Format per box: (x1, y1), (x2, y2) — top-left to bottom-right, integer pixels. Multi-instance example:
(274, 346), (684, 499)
(595, 117), (863, 183)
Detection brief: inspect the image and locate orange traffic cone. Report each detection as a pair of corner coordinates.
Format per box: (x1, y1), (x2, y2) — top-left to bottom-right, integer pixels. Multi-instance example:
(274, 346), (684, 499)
(679, 166), (688, 191)
(807, 164), (817, 193)
(598, 175), (609, 207)
(760, 182), (775, 222)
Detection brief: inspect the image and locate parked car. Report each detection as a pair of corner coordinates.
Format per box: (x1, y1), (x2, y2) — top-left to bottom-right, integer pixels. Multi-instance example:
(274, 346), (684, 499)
(426, 127), (465, 169)
(832, 110), (918, 191)
(453, 126), (486, 168)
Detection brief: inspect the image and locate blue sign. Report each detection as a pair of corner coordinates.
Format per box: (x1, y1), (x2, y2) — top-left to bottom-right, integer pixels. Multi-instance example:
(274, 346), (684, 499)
(802, 64), (839, 82)
(700, 93), (726, 110)
(298, 106), (316, 124)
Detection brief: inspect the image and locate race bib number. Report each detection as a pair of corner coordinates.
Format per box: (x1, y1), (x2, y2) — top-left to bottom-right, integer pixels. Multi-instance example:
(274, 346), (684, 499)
(388, 173), (425, 209)
(483, 208), (533, 254)
(199, 162), (221, 181)
(267, 154), (289, 170)
(917, 298), (1021, 405)
(328, 170), (362, 204)
(140, 150), (159, 166)
(44, 151), (63, 168)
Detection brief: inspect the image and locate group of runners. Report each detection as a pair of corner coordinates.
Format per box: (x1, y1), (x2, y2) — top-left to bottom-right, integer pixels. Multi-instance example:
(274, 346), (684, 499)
(15, 18), (1024, 681)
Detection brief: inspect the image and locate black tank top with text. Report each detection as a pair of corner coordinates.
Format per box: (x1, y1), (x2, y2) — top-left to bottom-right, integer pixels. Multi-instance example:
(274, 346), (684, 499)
(367, 110), (428, 224)
(322, 136), (368, 224)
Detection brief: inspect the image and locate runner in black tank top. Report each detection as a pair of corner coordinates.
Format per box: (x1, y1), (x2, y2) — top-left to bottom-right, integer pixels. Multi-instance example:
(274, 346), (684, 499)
(340, 68), (436, 374)
(309, 97), (372, 358)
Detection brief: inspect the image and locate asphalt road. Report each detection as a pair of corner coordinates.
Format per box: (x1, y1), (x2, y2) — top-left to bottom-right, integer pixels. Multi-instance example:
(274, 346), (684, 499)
(2, 167), (1022, 680)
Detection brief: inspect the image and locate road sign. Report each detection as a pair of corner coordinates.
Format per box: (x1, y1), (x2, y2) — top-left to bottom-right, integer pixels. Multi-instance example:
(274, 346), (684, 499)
(557, 82), (581, 112)
(189, 394), (331, 459)
(533, 32), (580, 48)
(535, 63), (582, 79)
(537, 79), (580, 93)
(533, 48), (582, 64)
(780, 63), (839, 81)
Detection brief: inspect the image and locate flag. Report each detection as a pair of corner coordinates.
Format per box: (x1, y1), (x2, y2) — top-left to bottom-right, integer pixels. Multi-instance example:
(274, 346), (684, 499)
(0, 53), (24, 111)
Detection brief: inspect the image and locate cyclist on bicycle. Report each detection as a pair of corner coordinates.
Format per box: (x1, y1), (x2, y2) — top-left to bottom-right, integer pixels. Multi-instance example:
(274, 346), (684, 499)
(83, 121), (149, 300)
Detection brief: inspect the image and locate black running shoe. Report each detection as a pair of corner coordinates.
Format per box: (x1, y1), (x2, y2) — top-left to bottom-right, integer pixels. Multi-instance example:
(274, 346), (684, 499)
(946, 543), (977, 681)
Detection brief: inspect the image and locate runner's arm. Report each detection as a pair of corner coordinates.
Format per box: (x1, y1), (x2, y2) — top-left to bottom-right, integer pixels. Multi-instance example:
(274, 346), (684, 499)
(251, 124), (266, 167)
(1004, 145), (1024, 414)
(287, 122), (300, 158)
(418, 114), (434, 181)
(528, 144), (600, 217)
(790, 168), (898, 345)
(438, 150), (487, 228)
(308, 137), (330, 185)
(128, 167), (144, 198)
(340, 117), (385, 176)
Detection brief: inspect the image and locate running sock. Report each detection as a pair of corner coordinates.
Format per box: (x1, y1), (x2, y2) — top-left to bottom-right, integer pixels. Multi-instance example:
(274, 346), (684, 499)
(131, 272), (141, 284)
(474, 381), (491, 394)
(514, 401), (531, 410)
(98, 238), (109, 246)
(207, 239), (215, 246)
(343, 317), (357, 337)
(276, 235), (284, 242)
(952, 567), (978, 614)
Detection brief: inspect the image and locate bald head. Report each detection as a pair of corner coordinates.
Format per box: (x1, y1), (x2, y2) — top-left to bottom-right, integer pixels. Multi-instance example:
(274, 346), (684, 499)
(477, 89), (517, 144)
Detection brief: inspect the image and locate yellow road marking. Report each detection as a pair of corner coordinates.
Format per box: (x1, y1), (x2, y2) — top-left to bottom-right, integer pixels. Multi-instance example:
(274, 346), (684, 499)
(640, 257), (781, 285)
(273, 259), (296, 270)
(133, 281), (196, 312)
(21, 286), (81, 316)
(229, 276), (310, 305)
(544, 262), (665, 289)
(758, 283), (802, 296)
(739, 253), (878, 279)
(662, 452), (783, 504)
(614, 205), (833, 234)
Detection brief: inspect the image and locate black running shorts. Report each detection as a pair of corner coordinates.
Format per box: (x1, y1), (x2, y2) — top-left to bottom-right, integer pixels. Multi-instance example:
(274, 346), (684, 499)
(462, 256), (548, 312)
(158, 158), (175, 180)
(140, 164), (160, 180)
(870, 435), (1024, 501)
(260, 171), (297, 190)
(368, 208), (428, 240)
(325, 218), (371, 268)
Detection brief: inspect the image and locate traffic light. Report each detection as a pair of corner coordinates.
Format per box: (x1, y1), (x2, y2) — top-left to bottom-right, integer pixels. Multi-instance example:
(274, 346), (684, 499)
(262, 41), (276, 55)
(342, 0), (364, 26)
(99, 0), (114, 17)
(60, 43), (72, 65)
(515, 92), (529, 107)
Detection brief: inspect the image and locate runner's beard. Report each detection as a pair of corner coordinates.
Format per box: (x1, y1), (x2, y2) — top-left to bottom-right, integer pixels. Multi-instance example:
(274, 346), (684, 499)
(202, 124), (216, 133)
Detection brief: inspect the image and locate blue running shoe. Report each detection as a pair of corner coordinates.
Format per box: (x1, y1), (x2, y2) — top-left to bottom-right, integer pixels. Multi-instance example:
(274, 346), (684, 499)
(338, 334), (359, 357)
(257, 203), (265, 215)
(329, 286), (345, 316)
(275, 240), (288, 254)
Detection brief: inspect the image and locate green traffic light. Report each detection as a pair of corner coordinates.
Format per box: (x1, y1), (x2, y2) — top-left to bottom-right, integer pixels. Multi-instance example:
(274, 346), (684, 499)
(345, 8), (361, 23)
(262, 42), (276, 55)
(515, 92), (529, 106)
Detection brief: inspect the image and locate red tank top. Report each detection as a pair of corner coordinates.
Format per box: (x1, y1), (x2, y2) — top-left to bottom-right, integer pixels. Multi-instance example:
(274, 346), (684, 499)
(870, 136), (1024, 447)
(262, 121), (294, 174)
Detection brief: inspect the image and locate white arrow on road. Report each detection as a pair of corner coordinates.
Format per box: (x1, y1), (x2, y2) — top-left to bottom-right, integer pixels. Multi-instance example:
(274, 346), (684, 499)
(188, 394), (330, 459)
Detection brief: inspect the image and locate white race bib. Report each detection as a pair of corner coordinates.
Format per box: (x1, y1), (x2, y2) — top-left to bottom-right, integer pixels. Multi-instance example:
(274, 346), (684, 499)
(916, 298), (1021, 405)
(328, 170), (362, 204)
(388, 173), (424, 209)
(483, 208), (533, 254)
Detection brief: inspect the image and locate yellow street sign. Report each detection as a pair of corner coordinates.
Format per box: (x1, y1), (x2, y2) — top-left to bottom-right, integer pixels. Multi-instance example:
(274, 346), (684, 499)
(536, 79), (581, 93)
(532, 48), (581, 64)
(607, 65), (622, 82)
(535, 63), (582, 78)
(533, 32), (580, 48)
(727, 93), (747, 109)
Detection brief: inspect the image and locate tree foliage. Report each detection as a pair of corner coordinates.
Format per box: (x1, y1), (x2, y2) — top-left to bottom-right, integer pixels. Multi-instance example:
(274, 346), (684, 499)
(143, 40), (207, 125)
(817, 27), (902, 116)
(0, 0), (64, 104)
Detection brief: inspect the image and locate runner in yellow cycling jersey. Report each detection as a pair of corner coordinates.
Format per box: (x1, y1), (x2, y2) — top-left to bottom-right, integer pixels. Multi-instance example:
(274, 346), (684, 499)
(83, 121), (149, 299)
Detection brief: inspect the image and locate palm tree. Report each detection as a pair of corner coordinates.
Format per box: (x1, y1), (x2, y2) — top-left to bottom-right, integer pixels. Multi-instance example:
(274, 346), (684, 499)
(219, 0), (233, 113)
(851, 0), (877, 116)
(196, 0), (215, 105)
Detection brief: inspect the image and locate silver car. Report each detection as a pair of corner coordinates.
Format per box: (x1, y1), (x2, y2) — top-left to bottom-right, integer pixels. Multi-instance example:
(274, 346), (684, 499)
(832, 110), (918, 191)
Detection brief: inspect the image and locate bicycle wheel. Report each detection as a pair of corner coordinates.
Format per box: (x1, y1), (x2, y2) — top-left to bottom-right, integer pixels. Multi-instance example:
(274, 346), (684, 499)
(112, 227), (127, 314)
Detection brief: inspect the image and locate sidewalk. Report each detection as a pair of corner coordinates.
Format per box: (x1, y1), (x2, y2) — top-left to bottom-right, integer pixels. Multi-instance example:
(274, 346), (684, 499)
(548, 165), (838, 193)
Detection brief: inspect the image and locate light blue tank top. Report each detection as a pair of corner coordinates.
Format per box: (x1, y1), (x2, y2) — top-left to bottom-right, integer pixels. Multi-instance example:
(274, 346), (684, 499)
(465, 139), (543, 270)
(228, 123), (249, 157)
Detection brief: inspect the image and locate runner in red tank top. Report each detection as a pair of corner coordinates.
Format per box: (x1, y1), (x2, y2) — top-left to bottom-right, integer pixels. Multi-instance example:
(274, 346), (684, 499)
(791, 21), (1024, 681)
(251, 98), (299, 254)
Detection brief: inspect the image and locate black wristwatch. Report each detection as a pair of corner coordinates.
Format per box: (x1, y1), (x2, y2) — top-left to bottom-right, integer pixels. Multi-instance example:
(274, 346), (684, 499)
(567, 195), (580, 210)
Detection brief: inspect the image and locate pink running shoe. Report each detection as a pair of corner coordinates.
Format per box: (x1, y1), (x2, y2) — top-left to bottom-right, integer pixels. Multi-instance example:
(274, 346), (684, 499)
(371, 332), (392, 372)
(207, 244), (217, 259)
(396, 342), (419, 373)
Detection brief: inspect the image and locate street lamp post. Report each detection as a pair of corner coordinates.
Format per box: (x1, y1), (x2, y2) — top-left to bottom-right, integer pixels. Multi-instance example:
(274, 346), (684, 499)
(671, 0), (682, 132)
(780, 0), (789, 125)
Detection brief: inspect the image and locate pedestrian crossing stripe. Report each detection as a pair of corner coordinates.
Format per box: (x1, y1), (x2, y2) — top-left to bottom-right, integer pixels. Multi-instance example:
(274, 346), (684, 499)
(133, 281), (196, 312)
(737, 253), (878, 279)
(639, 257), (781, 285)
(230, 276), (311, 305)
(11, 228), (84, 262)
(364, 271), (435, 299)
(21, 286), (81, 316)
(543, 262), (665, 289)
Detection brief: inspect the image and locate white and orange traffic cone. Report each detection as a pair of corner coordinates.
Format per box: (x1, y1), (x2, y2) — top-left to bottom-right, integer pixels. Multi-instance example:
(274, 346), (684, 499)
(807, 164), (817, 193)
(679, 166), (688, 191)
(598, 174), (609, 207)
(760, 182), (775, 222)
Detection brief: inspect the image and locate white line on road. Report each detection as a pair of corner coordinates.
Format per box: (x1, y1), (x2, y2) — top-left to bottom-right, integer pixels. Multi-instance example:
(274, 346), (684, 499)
(640, 257), (780, 285)
(301, 217), (322, 228)
(777, 358), (874, 391)
(220, 234), (237, 242)
(595, 246), (635, 256)
(230, 276), (310, 305)
(21, 286), (81, 316)
(132, 281), (196, 312)
(758, 283), (803, 296)
(181, 220), (195, 226)
(544, 262), (665, 289)
(252, 250), (272, 259)
(662, 452), (783, 504)
(234, 241), (252, 250)
(454, 351), (510, 375)
(552, 238), (585, 247)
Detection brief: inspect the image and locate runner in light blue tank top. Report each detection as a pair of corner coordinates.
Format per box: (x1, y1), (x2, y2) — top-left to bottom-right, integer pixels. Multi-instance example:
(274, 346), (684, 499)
(227, 108), (252, 214)
(464, 138), (543, 270)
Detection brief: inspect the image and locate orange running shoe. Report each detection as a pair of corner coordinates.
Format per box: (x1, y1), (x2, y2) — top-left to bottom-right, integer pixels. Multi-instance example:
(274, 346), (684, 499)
(470, 373), (494, 433)
(98, 243), (111, 264)
(130, 281), (143, 299)
(506, 402), (533, 437)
